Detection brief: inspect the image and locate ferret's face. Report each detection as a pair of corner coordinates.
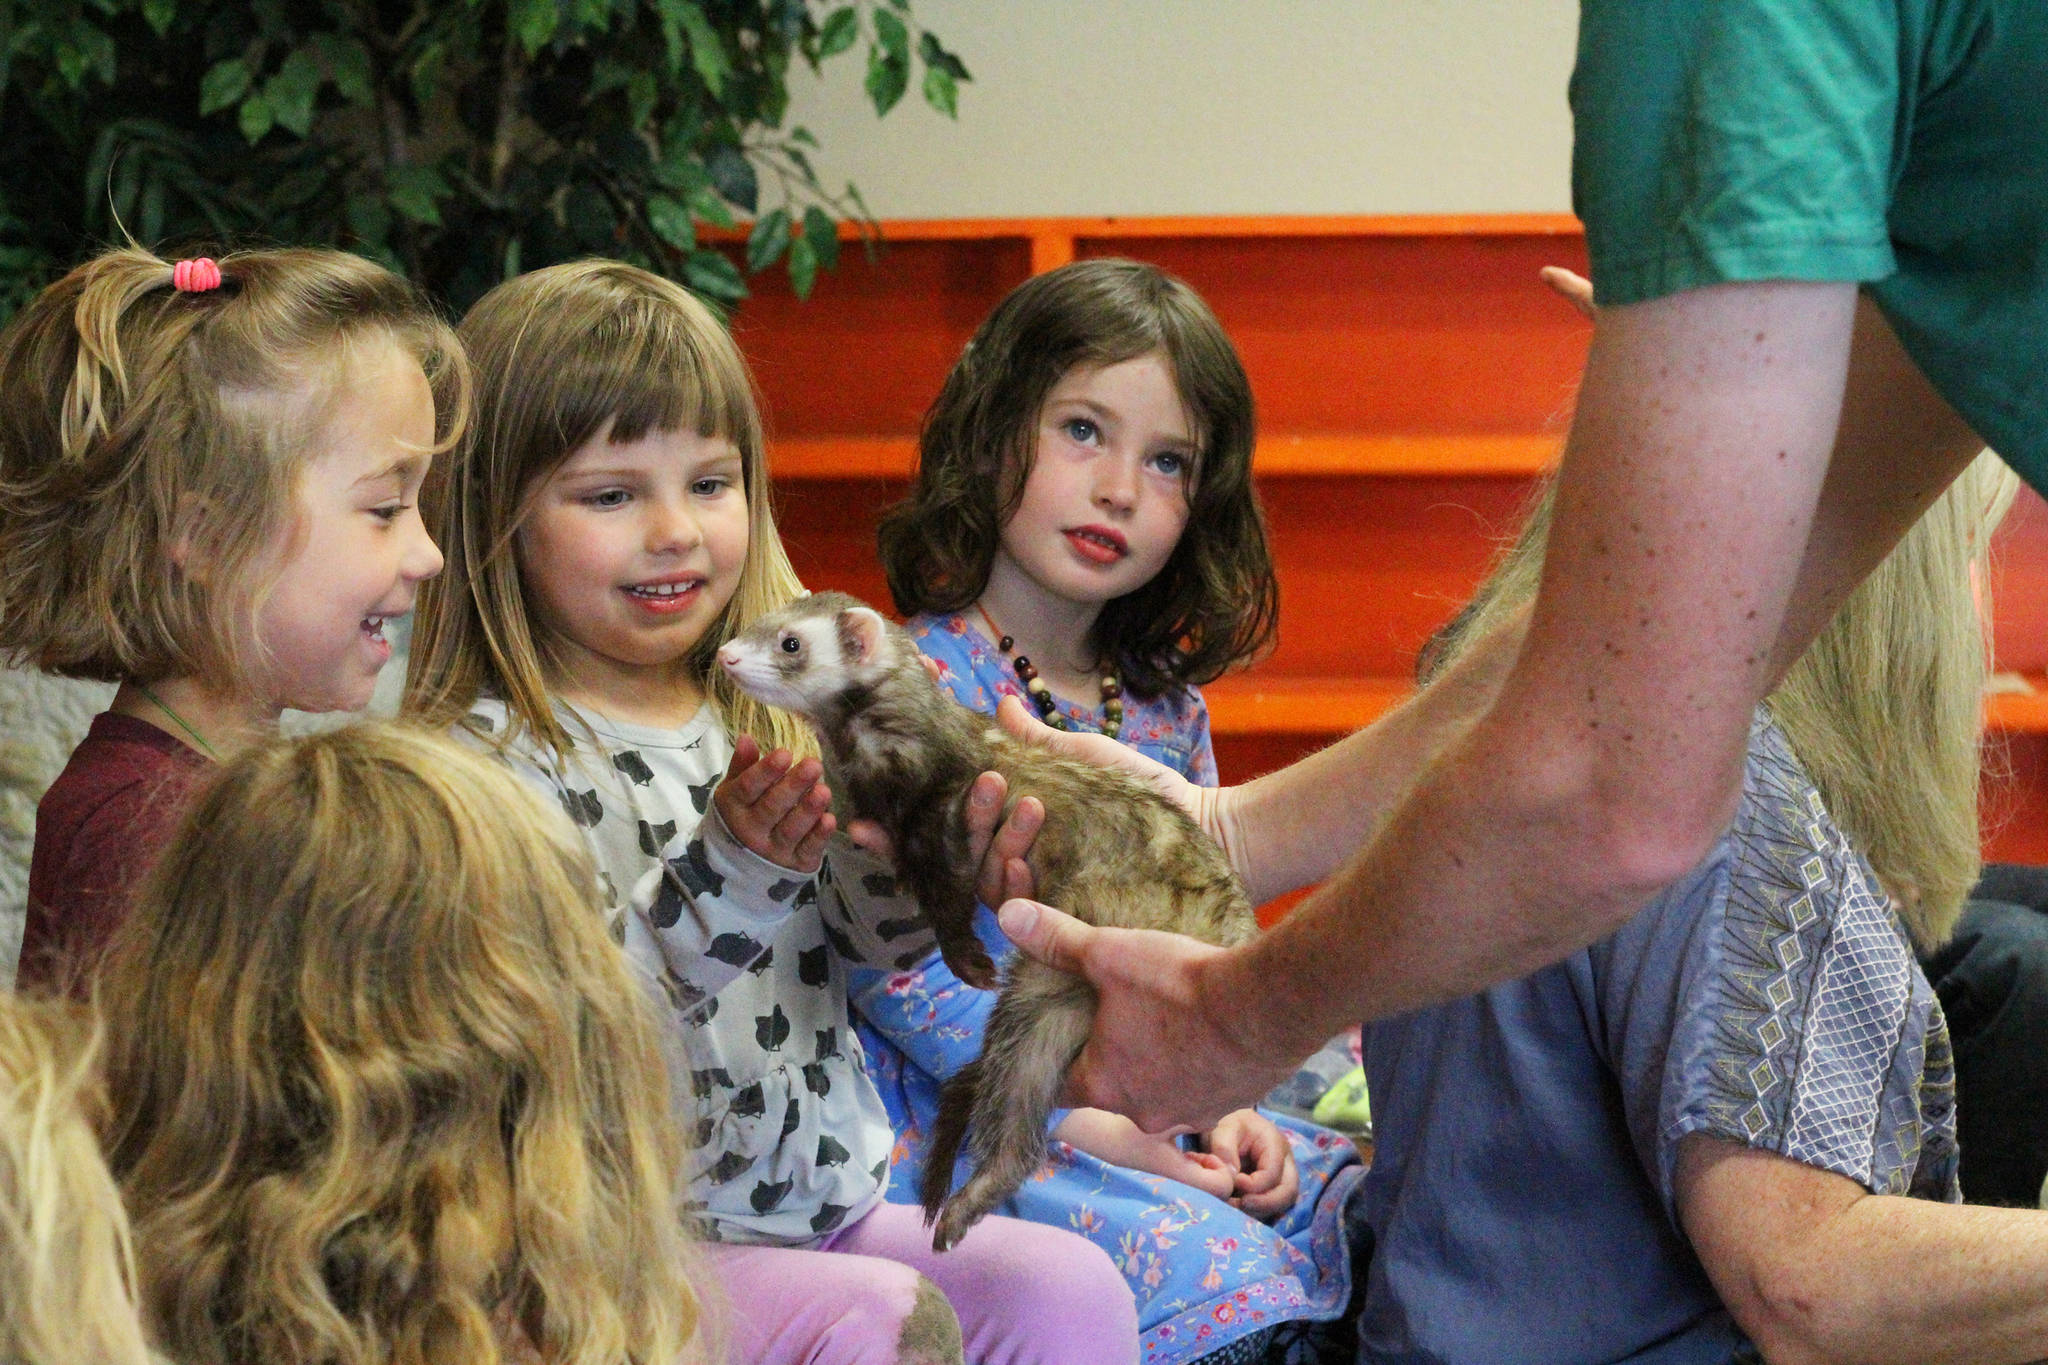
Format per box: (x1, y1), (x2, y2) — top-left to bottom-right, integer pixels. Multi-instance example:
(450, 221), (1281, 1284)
(717, 599), (890, 716)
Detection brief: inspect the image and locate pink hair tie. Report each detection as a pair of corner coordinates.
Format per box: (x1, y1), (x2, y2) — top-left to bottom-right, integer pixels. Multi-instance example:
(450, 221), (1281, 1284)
(172, 258), (222, 292)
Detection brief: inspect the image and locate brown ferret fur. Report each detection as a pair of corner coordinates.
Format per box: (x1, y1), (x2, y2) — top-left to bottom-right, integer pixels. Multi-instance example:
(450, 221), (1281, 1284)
(717, 591), (1255, 1250)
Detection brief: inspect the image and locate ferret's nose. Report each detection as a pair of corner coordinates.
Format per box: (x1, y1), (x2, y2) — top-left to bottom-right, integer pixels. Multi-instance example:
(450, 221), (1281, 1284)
(716, 644), (741, 669)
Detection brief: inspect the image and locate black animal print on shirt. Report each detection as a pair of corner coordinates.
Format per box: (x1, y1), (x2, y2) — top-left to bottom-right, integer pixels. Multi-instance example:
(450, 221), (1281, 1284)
(750, 1178), (794, 1214)
(560, 788), (604, 827)
(672, 837), (726, 899)
(687, 779), (715, 813)
(755, 1004), (790, 1052)
(706, 932), (764, 968)
(799, 944), (830, 986)
(612, 749), (656, 786)
(638, 817), (678, 856)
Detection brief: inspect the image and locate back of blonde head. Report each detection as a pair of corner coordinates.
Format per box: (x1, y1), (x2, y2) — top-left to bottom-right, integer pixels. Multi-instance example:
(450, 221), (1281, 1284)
(406, 258), (812, 759)
(0, 245), (468, 685)
(0, 997), (149, 1365)
(99, 721), (701, 1365)
(1439, 451), (2019, 949)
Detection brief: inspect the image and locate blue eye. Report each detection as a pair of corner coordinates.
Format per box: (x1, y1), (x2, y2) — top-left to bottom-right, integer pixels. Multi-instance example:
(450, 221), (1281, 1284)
(692, 477), (733, 497)
(585, 488), (630, 508)
(1151, 451), (1188, 477)
(1061, 417), (1100, 444)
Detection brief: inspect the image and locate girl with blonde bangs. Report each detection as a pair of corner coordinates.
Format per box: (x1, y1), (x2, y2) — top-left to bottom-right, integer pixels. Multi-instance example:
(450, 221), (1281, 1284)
(98, 722), (702, 1365)
(0, 244), (468, 995)
(405, 256), (806, 761)
(406, 259), (1137, 1365)
(0, 996), (150, 1365)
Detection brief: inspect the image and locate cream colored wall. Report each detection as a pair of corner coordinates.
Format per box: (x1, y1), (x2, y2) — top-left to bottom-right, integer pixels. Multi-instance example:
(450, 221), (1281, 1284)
(781, 0), (1579, 218)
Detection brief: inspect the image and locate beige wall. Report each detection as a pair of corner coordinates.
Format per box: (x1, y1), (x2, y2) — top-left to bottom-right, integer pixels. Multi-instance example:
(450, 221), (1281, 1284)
(781, 0), (1580, 219)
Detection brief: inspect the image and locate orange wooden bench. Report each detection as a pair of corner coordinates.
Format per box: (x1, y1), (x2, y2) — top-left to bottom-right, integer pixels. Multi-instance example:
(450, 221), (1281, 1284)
(721, 213), (2048, 867)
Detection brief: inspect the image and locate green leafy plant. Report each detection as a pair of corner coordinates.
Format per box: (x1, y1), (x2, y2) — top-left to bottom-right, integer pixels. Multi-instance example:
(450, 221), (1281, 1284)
(0, 0), (969, 316)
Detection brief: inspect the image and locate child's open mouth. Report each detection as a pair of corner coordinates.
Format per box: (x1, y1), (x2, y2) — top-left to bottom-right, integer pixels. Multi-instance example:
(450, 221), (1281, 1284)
(624, 578), (704, 614)
(1065, 527), (1128, 565)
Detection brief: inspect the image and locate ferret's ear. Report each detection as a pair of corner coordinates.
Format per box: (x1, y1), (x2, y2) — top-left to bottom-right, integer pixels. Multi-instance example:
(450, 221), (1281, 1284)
(838, 606), (887, 665)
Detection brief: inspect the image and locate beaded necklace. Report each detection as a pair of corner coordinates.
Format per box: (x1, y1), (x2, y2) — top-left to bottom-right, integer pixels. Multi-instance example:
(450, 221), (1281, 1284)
(973, 604), (1122, 738)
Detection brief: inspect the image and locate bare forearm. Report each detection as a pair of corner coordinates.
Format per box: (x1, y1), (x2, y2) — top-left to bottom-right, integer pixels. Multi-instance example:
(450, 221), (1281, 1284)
(1224, 606), (1529, 902)
(1771, 1197), (2048, 1365)
(1208, 699), (1740, 1060)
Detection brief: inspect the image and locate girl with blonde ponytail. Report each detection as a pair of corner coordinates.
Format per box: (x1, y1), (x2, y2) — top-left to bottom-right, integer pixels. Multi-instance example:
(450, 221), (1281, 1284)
(0, 244), (467, 994)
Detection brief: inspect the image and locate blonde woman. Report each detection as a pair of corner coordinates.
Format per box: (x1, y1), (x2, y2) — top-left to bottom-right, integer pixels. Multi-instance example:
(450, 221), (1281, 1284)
(1332, 453), (2048, 1364)
(99, 722), (702, 1365)
(0, 995), (150, 1365)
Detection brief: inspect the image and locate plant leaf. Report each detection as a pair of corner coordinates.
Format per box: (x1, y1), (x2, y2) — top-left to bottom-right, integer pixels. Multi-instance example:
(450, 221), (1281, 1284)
(510, 0), (559, 57)
(786, 230), (816, 299)
(691, 185), (736, 228)
(387, 163), (450, 226)
(142, 0), (176, 38)
(745, 206), (789, 273)
(917, 32), (970, 81)
(684, 248), (746, 303)
(864, 46), (907, 117)
(802, 205), (839, 269)
(320, 36), (375, 107)
(674, 2), (730, 98)
(264, 47), (321, 138)
(199, 58), (251, 117)
(872, 8), (908, 63)
(647, 193), (695, 250)
(816, 6), (857, 59)
(704, 143), (756, 213)
(238, 93), (274, 143)
(921, 64), (956, 119)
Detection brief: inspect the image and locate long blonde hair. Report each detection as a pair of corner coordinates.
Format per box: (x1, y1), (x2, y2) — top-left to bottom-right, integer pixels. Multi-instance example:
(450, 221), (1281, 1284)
(0, 996), (150, 1365)
(98, 722), (701, 1365)
(0, 244), (468, 687)
(405, 258), (811, 759)
(1437, 451), (2018, 949)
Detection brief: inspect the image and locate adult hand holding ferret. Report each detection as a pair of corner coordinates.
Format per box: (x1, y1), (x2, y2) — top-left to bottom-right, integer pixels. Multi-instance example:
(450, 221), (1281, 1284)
(712, 734), (837, 873)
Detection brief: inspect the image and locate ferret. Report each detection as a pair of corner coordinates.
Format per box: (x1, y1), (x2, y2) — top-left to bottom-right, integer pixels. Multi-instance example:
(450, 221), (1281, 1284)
(717, 591), (1256, 1250)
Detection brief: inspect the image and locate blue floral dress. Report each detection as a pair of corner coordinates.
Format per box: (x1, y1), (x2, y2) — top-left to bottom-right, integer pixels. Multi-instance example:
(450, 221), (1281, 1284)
(847, 611), (1365, 1364)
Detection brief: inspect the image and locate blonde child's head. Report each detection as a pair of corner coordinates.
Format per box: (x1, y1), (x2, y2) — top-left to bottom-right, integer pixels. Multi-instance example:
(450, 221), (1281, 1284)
(406, 258), (809, 756)
(99, 721), (701, 1365)
(0, 244), (468, 711)
(0, 996), (150, 1365)
(879, 258), (1277, 698)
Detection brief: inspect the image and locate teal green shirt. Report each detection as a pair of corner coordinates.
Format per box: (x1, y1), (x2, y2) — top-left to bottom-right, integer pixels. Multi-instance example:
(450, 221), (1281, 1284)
(1572, 0), (2048, 492)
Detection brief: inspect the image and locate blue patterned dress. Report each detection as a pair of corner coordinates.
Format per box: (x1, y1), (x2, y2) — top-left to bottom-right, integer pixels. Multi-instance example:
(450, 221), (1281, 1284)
(848, 611), (1365, 1365)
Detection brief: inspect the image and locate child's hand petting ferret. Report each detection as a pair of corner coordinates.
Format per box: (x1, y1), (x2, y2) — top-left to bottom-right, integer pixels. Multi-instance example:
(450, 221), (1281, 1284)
(713, 735), (836, 873)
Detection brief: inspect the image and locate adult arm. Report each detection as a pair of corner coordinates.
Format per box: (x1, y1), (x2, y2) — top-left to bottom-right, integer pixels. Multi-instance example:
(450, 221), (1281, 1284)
(1676, 1135), (2048, 1365)
(1005, 281), (1986, 1128)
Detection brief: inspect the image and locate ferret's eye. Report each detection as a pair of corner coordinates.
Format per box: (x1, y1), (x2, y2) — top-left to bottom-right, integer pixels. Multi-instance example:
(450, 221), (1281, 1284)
(780, 634), (801, 654)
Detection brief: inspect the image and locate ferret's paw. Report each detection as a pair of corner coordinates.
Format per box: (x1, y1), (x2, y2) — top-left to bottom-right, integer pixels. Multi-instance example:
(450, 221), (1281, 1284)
(940, 944), (999, 991)
(930, 1196), (986, 1253)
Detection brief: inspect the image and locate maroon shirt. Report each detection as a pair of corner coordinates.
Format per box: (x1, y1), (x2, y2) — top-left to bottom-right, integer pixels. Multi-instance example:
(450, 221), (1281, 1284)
(20, 711), (210, 996)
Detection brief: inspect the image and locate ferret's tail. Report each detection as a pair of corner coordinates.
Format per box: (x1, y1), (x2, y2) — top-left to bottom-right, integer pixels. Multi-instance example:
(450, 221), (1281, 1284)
(919, 1056), (981, 1228)
(924, 961), (1094, 1251)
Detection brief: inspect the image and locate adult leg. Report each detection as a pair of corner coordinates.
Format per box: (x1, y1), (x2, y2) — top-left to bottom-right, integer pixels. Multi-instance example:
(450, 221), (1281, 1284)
(831, 1201), (1139, 1365)
(703, 1239), (963, 1365)
(1921, 871), (2048, 1206)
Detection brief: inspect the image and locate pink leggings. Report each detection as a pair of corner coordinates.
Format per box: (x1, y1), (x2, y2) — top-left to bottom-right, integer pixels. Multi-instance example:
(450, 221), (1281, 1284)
(703, 1200), (1139, 1364)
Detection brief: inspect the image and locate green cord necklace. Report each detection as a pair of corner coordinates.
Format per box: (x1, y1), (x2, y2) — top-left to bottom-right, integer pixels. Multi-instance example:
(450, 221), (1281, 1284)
(135, 683), (222, 761)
